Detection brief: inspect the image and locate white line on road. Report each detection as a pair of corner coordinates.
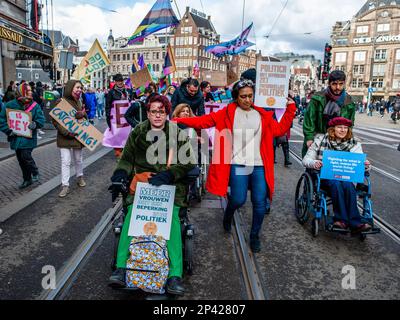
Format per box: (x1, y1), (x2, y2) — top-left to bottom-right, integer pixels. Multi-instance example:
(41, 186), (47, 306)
(357, 127), (400, 139)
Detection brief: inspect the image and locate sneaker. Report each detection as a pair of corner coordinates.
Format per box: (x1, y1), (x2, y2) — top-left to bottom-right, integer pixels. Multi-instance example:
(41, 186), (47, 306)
(108, 268), (126, 288)
(38, 130), (45, 135)
(77, 176), (86, 187)
(32, 174), (40, 183)
(250, 236), (261, 253)
(59, 186), (69, 198)
(166, 277), (185, 296)
(18, 180), (33, 190)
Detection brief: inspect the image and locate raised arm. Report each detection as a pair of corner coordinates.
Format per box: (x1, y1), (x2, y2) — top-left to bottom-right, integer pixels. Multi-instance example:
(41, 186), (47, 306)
(269, 102), (297, 137)
(173, 110), (219, 130)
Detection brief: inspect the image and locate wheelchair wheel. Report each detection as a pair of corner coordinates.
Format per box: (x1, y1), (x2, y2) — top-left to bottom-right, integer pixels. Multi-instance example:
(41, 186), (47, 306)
(184, 236), (194, 275)
(295, 173), (314, 225)
(312, 218), (319, 237)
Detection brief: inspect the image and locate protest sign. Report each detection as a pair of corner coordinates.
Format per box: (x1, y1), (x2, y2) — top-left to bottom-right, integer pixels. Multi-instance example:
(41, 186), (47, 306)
(204, 103), (227, 150)
(128, 183), (176, 240)
(255, 61), (291, 109)
(6, 109), (32, 138)
(102, 100), (132, 148)
(320, 151), (366, 184)
(130, 68), (152, 88)
(50, 100), (104, 151)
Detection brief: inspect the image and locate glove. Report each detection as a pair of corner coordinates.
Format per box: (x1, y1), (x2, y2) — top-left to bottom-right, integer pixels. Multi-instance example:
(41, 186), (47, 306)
(148, 170), (174, 187)
(6, 130), (17, 142)
(67, 132), (78, 138)
(28, 122), (37, 130)
(75, 111), (86, 120)
(108, 169), (129, 202)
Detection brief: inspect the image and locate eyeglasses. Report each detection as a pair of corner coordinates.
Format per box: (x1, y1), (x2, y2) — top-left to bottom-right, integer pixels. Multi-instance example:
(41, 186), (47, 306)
(149, 110), (167, 116)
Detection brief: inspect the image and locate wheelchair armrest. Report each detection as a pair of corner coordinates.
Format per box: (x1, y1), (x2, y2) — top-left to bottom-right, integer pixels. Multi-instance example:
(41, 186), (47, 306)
(185, 167), (200, 184)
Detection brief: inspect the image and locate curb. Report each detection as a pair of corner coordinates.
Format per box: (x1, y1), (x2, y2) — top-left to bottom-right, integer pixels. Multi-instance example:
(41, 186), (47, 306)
(0, 147), (112, 223)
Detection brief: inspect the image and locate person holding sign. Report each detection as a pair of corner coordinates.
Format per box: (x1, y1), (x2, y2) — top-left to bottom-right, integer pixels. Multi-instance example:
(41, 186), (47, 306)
(52, 80), (88, 198)
(108, 95), (196, 296)
(174, 79), (296, 253)
(302, 117), (372, 233)
(0, 83), (45, 189)
(302, 70), (356, 158)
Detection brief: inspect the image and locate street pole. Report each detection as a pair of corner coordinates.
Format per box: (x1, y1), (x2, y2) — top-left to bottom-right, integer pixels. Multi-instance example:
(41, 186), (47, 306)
(367, 10), (379, 110)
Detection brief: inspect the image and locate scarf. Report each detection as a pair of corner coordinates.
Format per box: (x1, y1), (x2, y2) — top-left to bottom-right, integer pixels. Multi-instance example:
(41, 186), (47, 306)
(323, 87), (346, 121)
(316, 133), (357, 160)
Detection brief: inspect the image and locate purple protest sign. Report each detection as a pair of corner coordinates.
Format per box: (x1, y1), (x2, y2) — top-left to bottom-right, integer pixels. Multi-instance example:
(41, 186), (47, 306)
(204, 103), (227, 150)
(102, 100), (132, 148)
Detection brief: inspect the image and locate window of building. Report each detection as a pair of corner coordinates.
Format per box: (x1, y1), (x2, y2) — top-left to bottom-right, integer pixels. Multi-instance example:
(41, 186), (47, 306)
(127, 54), (130, 61)
(375, 49), (387, 61)
(394, 64), (400, 75)
(356, 25), (369, 34)
(335, 65), (346, 72)
(194, 37), (197, 45)
(372, 78), (384, 88)
(373, 64), (386, 76)
(393, 79), (400, 89)
(123, 54), (126, 61)
(335, 52), (347, 63)
(354, 51), (366, 62)
(353, 65), (365, 75)
(377, 23), (390, 32)
(351, 78), (364, 88)
(396, 49), (400, 60)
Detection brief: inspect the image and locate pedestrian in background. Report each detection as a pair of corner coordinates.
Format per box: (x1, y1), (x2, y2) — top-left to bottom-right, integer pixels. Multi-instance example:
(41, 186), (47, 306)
(95, 88), (105, 120)
(3, 81), (16, 103)
(52, 80), (87, 198)
(200, 81), (215, 103)
(171, 78), (205, 116)
(83, 88), (97, 124)
(0, 83), (45, 189)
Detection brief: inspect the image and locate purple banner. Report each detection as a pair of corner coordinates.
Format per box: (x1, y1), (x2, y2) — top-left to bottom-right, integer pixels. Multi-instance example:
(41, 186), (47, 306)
(102, 100), (132, 148)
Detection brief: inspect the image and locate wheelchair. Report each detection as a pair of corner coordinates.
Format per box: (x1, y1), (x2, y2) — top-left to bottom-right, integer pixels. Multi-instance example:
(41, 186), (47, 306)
(294, 169), (380, 241)
(110, 168), (199, 294)
(187, 153), (208, 204)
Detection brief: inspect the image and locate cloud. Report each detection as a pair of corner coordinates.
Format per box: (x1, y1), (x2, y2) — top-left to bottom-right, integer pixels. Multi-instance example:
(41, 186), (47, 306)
(48, 0), (367, 59)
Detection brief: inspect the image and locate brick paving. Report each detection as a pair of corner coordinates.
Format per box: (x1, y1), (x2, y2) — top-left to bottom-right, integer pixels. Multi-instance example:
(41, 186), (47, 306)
(0, 120), (109, 209)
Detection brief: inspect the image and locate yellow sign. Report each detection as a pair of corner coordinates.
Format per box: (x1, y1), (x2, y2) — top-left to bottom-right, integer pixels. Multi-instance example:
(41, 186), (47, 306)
(72, 39), (110, 84)
(0, 26), (23, 44)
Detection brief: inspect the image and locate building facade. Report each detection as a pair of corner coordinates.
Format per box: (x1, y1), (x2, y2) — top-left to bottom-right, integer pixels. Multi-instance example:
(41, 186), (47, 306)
(331, 0), (400, 101)
(0, 0), (53, 92)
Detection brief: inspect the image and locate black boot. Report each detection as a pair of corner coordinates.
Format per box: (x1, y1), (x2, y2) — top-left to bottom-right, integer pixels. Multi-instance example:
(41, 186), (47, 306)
(282, 143), (292, 167)
(108, 268), (126, 288)
(166, 277), (185, 296)
(223, 211), (233, 233)
(18, 180), (33, 190)
(250, 235), (261, 253)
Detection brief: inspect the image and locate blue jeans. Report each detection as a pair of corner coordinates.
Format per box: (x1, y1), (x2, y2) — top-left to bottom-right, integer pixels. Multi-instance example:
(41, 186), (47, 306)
(225, 165), (270, 238)
(321, 180), (361, 228)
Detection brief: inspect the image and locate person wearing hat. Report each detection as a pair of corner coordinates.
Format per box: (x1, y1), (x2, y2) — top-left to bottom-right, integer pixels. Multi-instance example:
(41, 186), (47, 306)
(302, 70), (356, 158)
(0, 83), (45, 189)
(302, 117), (372, 233)
(106, 74), (131, 158)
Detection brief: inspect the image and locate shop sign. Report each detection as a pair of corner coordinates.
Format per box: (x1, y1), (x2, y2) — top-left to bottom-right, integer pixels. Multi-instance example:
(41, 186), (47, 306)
(353, 34), (400, 44)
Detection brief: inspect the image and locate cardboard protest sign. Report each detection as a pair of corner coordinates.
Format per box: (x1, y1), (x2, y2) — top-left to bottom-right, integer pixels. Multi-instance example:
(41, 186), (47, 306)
(50, 100), (104, 151)
(128, 183), (176, 240)
(255, 61), (291, 109)
(320, 151), (366, 184)
(6, 109), (32, 138)
(102, 100), (132, 148)
(130, 68), (152, 89)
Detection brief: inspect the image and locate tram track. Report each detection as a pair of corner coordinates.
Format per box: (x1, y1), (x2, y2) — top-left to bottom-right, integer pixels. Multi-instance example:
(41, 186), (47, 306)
(38, 199), (123, 300)
(289, 149), (400, 245)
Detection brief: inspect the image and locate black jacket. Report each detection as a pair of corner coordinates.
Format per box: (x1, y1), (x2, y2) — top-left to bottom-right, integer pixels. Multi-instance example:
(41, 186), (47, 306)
(125, 100), (148, 128)
(105, 86), (130, 128)
(171, 86), (205, 116)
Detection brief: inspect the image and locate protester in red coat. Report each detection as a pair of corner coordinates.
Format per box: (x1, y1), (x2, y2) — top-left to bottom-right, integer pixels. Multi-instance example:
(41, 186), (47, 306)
(175, 79), (296, 252)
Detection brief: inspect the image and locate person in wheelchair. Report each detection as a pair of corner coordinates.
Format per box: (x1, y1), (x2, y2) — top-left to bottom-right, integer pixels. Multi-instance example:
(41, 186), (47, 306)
(302, 117), (372, 233)
(108, 95), (196, 296)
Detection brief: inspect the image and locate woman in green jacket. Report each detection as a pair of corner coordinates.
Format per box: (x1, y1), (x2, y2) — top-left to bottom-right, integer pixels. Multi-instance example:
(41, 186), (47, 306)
(0, 83), (45, 189)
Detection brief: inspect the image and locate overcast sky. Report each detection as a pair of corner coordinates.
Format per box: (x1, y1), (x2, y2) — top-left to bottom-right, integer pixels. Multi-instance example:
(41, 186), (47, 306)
(48, 0), (367, 59)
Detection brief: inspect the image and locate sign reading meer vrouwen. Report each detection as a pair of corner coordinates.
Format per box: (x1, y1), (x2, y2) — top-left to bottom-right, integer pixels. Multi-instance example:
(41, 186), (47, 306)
(255, 61), (291, 109)
(320, 151), (367, 184)
(128, 183), (176, 240)
(6, 109), (33, 138)
(50, 100), (103, 151)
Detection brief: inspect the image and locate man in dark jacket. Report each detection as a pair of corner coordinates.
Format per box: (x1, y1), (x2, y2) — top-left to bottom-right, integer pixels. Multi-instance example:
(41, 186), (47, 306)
(124, 97), (148, 128)
(106, 74), (130, 129)
(171, 78), (205, 116)
(302, 70), (356, 157)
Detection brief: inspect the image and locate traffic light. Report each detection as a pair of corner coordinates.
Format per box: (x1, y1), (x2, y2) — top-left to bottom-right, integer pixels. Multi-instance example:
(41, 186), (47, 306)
(317, 65), (322, 80)
(322, 43), (333, 81)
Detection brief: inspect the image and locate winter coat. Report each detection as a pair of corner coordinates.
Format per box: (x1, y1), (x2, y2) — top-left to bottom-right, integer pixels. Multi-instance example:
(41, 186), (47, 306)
(84, 92), (97, 119)
(105, 86), (130, 127)
(302, 134), (364, 169)
(114, 120), (196, 208)
(124, 101), (148, 128)
(171, 86), (205, 116)
(175, 102), (297, 200)
(52, 80), (86, 149)
(0, 99), (45, 150)
(302, 91), (355, 156)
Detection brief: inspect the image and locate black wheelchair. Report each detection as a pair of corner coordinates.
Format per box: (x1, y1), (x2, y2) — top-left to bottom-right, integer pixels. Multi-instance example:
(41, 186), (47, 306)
(295, 169), (380, 241)
(109, 167), (200, 294)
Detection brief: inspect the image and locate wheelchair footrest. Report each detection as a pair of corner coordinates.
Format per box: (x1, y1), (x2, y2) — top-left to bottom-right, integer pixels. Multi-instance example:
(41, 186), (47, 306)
(361, 228), (381, 235)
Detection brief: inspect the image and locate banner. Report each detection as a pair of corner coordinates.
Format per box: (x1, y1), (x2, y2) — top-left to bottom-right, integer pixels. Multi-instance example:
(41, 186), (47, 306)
(255, 61), (291, 109)
(72, 39), (110, 84)
(163, 44), (176, 76)
(6, 109), (32, 138)
(204, 103), (227, 150)
(128, 183), (176, 240)
(130, 67), (152, 89)
(102, 100), (132, 148)
(320, 151), (366, 184)
(50, 100), (104, 151)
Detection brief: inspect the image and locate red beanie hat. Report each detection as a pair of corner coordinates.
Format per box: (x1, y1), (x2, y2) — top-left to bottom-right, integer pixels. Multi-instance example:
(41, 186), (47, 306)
(328, 117), (353, 128)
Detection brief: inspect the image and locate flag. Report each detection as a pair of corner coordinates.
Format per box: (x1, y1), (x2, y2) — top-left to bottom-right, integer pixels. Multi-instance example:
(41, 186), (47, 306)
(131, 59), (139, 74)
(72, 39), (110, 84)
(163, 43), (176, 76)
(206, 23), (255, 58)
(138, 54), (145, 70)
(127, 0), (179, 45)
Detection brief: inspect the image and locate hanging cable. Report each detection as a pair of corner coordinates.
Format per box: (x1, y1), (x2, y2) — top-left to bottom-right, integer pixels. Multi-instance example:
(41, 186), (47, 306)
(265, 0), (289, 39)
